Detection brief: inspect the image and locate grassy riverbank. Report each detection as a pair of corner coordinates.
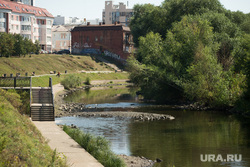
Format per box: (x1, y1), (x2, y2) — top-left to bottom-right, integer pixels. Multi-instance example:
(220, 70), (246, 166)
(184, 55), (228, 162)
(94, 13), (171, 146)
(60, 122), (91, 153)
(32, 72), (129, 87)
(0, 89), (67, 166)
(63, 125), (126, 167)
(0, 54), (112, 76)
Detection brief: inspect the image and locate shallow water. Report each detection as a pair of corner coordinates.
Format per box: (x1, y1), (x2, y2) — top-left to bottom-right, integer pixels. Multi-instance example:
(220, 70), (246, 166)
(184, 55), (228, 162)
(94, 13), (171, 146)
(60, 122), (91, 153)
(57, 87), (250, 167)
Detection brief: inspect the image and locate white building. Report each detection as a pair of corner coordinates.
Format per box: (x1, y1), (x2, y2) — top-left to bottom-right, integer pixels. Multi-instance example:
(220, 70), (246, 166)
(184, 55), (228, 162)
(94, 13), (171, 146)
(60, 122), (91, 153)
(0, 0), (53, 51)
(102, 1), (133, 26)
(53, 15), (101, 26)
(52, 25), (73, 52)
(9, 0), (35, 6)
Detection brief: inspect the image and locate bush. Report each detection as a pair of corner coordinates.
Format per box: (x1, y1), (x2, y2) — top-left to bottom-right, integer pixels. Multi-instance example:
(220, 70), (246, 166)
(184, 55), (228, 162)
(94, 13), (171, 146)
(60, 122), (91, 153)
(85, 77), (91, 85)
(61, 75), (82, 89)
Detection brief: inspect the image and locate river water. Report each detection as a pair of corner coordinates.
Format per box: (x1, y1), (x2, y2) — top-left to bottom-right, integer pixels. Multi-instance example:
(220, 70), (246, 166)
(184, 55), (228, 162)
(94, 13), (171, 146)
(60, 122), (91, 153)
(56, 86), (250, 167)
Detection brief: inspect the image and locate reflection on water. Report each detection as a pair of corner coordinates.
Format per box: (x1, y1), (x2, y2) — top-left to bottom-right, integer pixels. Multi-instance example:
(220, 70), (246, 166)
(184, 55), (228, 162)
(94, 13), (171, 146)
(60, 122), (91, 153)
(57, 87), (250, 167)
(56, 116), (132, 155)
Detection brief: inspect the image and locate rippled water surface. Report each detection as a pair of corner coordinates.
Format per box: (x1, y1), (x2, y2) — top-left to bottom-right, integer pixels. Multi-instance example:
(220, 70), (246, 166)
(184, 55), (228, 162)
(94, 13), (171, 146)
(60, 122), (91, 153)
(56, 87), (250, 167)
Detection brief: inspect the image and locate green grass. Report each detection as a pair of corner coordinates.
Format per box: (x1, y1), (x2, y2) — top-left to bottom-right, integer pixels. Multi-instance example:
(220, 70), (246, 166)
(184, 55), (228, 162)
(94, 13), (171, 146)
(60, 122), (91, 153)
(32, 72), (129, 87)
(0, 89), (67, 166)
(63, 125), (126, 167)
(0, 54), (112, 76)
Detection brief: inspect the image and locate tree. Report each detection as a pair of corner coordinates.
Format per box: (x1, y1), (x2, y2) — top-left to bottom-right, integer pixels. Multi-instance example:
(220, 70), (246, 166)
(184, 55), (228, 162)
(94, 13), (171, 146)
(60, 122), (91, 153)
(0, 33), (15, 57)
(13, 34), (25, 57)
(130, 4), (167, 46)
(34, 40), (41, 54)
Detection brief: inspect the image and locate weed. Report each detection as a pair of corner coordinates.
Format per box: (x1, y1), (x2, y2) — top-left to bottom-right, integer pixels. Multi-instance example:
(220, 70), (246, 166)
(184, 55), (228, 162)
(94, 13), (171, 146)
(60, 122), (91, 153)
(63, 126), (126, 167)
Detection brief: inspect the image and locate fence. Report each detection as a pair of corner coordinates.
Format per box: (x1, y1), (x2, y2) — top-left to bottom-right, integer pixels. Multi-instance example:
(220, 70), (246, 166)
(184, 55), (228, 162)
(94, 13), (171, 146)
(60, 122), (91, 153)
(0, 77), (31, 88)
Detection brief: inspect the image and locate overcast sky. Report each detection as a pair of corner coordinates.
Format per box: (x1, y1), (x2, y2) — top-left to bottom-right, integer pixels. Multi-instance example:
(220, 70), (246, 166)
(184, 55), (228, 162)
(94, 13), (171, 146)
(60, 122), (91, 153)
(35, 0), (250, 20)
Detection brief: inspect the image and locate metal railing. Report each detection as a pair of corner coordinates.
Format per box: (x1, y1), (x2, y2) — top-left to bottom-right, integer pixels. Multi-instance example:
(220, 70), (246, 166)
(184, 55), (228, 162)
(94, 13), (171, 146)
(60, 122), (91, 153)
(0, 77), (31, 88)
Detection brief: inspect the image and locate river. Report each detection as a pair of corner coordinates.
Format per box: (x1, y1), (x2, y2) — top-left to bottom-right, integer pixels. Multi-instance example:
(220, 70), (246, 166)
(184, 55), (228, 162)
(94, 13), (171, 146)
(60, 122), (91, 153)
(56, 86), (250, 167)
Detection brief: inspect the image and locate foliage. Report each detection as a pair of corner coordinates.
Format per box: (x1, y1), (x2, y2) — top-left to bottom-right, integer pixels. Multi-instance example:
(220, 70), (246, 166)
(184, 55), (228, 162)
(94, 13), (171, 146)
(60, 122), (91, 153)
(128, 3), (249, 110)
(0, 89), (67, 166)
(130, 4), (167, 46)
(61, 75), (82, 89)
(0, 33), (40, 57)
(85, 77), (91, 85)
(63, 125), (126, 167)
(0, 33), (15, 57)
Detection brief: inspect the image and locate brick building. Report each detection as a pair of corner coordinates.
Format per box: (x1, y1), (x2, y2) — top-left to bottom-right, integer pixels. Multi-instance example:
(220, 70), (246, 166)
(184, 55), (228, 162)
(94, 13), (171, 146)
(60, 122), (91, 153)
(71, 24), (134, 61)
(0, 0), (53, 51)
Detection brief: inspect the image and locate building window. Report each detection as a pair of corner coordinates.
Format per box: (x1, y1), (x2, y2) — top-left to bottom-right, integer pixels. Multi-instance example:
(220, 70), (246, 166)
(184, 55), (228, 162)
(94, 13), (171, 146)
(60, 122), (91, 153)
(21, 25), (31, 31)
(16, 16), (19, 20)
(11, 15), (14, 20)
(11, 25), (14, 30)
(47, 20), (52, 25)
(64, 42), (66, 46)
(47, 36), (51, 42)
(0, 13), (4, 18)
(95, 36), (98, 41)
(86, 36), (89, 42)
(0, 22), (5, 28)
(16, 25), (19, 30)
(47, 28), (51, 34)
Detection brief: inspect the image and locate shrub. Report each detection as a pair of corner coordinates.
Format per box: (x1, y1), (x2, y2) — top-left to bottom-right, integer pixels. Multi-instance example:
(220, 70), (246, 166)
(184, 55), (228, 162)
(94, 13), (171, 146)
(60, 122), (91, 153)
(61, 75), (82, 89)
(85, 77), (91, 85)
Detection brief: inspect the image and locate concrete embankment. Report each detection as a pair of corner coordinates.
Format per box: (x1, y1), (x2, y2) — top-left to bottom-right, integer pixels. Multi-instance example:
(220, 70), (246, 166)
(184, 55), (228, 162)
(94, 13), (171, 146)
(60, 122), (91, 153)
(32, 83), (103, 167)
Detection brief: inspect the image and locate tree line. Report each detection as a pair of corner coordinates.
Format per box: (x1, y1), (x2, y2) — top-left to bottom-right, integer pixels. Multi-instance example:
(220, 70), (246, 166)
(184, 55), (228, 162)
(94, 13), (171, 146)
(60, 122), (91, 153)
(128, 0), (250, 113)
(0, 33), (40, 57)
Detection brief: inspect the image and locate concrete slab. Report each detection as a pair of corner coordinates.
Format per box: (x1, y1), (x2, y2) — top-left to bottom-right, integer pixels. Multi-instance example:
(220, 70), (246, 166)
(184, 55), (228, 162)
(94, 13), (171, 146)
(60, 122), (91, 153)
(32, 121), (103, 167)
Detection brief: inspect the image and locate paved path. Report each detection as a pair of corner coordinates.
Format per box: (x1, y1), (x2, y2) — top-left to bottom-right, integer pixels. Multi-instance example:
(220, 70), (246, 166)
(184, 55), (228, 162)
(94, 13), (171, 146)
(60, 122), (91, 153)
(33, 121), (103, 167)
(33, 84), (103, 167)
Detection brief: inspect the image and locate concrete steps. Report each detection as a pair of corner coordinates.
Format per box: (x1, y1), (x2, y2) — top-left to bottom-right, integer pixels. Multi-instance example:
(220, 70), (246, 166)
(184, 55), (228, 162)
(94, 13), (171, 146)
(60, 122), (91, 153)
(31, 88), (54, 121)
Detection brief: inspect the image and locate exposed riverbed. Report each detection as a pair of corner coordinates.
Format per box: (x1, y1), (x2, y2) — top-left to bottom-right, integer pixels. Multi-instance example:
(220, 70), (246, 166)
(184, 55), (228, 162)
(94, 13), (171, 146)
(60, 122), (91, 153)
(55, 86), (250, 167)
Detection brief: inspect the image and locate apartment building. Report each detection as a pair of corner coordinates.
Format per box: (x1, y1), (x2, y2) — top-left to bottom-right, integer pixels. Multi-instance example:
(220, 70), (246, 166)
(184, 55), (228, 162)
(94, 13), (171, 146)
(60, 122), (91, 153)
(52, 25), (74, 52)
(71, 23), (134, 61)
(102, 1), (133, 26)
(53, 15), (101, 26)
(0, 0), (53, 51)
(9, 0), (35, 6)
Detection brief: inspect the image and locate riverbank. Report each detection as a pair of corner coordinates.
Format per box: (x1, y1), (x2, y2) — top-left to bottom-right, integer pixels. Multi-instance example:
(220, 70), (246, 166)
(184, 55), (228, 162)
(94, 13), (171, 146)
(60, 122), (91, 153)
(53, 84), (170, 166)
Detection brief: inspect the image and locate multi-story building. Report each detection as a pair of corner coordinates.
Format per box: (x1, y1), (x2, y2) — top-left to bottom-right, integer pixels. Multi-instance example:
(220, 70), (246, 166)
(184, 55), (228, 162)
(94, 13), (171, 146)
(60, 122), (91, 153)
(9, 0), (35, 6)
(71, 23), (134, 62)
(53, 15), (101, 26)
(0, 0), (53, 51)
(52, 25), (74, 52)
(102, 1), (133, 26)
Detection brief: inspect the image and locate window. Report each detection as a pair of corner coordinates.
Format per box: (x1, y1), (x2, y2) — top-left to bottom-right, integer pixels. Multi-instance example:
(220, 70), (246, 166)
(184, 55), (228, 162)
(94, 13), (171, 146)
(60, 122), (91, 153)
(21, 25), (31, 31)
(0, 13), (4, 18)
(11, 25), (14, 30)
(0, 22), (5, 28)
(16, 16), (19, 20)
(16, 25), (19, 30)
(64, 42), (66, 46)
(47, 28), (51, 34)
(47, 36), (51, 42)
(11, 15), (14, 20)
(95, 36), (98, 41)
(47, 20), (52, 25)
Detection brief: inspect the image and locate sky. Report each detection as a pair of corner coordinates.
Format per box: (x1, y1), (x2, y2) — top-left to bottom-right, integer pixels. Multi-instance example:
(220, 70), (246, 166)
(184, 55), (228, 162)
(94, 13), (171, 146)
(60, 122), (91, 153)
(35, 0), (250, 20)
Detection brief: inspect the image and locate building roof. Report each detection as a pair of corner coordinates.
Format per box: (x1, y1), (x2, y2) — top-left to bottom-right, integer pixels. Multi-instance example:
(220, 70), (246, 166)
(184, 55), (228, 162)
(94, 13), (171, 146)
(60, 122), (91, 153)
(52, 25), (74, 32)
(71, 24), (131, 32)
(0, 0), (53, 18)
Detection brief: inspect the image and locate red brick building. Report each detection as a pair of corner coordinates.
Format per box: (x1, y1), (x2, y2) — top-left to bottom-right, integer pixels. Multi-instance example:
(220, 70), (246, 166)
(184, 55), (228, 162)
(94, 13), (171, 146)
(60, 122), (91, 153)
(71, 24), (134, 61)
